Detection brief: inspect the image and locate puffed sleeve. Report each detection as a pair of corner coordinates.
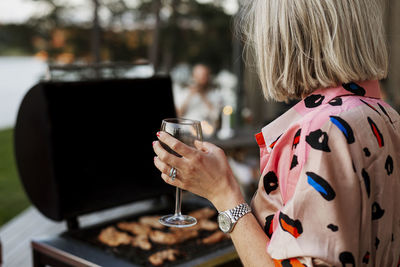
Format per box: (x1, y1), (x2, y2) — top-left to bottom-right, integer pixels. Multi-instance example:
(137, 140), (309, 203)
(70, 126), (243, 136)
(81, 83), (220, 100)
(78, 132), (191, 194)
(267, 117), (366, 266)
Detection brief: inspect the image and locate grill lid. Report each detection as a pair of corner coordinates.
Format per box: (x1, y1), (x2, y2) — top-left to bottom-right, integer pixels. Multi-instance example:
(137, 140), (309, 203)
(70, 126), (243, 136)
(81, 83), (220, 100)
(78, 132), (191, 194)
(14, 77), (176, 222)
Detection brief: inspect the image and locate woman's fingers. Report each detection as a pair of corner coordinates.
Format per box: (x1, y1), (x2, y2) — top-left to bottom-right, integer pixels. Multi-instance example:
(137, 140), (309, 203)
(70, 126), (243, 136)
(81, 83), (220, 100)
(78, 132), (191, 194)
(195, 140), (225, 157)
(153, 155), (172, 176)
(194, 139), (206, 151)
(153, 140), (182, 168)
(157, 131), (194, 158)
(154, 156), (183, 187)
(160, 172), (184, 189)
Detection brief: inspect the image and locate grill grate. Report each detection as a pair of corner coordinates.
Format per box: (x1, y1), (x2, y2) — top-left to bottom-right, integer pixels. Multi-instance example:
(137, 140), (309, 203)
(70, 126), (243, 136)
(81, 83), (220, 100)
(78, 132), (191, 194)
(65, 204), (234, 266)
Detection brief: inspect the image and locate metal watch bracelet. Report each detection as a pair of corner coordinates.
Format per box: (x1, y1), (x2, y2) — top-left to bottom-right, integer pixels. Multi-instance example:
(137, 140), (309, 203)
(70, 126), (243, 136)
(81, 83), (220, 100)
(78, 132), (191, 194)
(218, 203), (252, 233)
(229, 203), (252, 223)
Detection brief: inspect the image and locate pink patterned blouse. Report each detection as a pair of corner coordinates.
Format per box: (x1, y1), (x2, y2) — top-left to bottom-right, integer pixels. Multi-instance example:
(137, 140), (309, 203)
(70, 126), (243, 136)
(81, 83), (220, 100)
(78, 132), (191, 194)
(251, 80), (400, 266)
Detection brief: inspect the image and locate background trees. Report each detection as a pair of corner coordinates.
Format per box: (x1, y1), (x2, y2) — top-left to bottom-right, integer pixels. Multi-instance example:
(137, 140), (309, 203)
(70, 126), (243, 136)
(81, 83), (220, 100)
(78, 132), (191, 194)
(0, 0), (236, 72)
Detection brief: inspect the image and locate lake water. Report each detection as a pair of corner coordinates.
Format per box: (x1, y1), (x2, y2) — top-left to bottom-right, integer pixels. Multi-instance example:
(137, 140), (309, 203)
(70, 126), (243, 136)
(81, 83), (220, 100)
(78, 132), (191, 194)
(0, 56), (47, 129)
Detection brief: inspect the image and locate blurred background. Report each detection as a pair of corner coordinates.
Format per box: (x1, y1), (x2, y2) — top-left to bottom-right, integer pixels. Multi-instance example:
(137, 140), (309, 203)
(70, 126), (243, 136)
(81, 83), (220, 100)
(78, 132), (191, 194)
(0, 0), (244, 228)
(0, 0), (399, 242)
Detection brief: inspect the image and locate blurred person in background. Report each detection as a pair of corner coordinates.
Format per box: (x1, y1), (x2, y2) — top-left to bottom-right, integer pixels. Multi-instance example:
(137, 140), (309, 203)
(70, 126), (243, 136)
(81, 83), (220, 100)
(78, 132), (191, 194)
(154, 0), (400, 266)
(174, 64), (223, 136)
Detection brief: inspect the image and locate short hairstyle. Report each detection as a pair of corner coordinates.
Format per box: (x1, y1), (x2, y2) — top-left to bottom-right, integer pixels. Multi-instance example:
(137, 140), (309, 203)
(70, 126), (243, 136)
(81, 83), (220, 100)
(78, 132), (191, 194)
(237, 0), (389, 101)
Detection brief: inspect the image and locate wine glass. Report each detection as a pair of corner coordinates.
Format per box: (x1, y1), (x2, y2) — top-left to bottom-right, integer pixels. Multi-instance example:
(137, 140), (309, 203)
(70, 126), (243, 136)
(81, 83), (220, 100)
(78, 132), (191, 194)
(159, 118), (203, 228)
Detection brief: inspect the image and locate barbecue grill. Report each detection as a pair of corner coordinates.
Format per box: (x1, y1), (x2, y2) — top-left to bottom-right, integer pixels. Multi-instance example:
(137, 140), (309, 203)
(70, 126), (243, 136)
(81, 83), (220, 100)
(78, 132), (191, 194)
(14, 77), (240, 267)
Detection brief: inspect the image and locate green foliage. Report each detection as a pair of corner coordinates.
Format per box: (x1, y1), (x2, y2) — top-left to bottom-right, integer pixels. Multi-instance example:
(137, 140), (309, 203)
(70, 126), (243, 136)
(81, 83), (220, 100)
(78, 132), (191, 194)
(0, 0), (234, 71)
(158, 0), (234, 72)
(0, 24), (36, 56)
(0, 129), (30, 226)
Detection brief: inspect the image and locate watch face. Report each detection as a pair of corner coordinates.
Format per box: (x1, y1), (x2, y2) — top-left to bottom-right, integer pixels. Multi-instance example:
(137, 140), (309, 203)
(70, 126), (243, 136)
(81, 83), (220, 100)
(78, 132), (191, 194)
(218, 212), (232, 233)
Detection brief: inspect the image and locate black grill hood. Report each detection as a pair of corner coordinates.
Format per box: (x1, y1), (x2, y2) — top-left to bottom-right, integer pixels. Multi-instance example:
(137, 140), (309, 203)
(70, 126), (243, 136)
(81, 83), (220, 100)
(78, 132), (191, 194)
(14, 77), (176, 222)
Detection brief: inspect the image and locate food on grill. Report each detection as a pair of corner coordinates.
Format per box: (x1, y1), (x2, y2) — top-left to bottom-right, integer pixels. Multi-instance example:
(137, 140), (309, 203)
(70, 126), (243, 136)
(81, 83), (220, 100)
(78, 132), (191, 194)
(148, 249), (179, 266)
(202, 231), (228, 245)
(198, 219), (218, 231)
(147, 230), (177, 245)
(149, 228), (200, 245)
(188, 207), (216, 220)
(96, 207), (229, 266)
(117, 221), (152, 236)
(149, 230), (178, 245)
(131, 235), (152, 250)
(98, 226), (132, 247)
(139, 216), (165, 229)
(173, 228), (199, 242)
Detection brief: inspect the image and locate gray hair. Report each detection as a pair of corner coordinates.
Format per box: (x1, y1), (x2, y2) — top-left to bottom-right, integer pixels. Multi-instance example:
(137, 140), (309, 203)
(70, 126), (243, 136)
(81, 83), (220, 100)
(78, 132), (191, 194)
(237, 0), (388, 101)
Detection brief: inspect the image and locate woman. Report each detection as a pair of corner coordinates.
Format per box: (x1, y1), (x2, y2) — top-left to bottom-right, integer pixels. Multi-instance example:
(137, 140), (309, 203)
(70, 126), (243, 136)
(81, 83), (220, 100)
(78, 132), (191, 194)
(153, 0), (400, 265)
(174, 64), (223, 133)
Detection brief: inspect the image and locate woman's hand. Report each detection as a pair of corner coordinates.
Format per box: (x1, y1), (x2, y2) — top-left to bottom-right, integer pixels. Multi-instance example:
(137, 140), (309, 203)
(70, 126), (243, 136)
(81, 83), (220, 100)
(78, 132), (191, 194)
(152, 131), (244, 211)
(153, 132), (275, 266)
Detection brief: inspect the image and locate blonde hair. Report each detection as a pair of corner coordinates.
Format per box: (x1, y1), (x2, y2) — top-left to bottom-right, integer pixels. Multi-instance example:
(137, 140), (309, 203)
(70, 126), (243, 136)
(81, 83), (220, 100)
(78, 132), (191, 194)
(238, 0), (389, 101)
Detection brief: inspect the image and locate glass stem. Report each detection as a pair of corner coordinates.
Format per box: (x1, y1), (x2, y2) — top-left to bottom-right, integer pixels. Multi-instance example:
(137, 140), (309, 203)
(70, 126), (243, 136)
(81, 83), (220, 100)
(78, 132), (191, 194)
(174, 187), (182, 216)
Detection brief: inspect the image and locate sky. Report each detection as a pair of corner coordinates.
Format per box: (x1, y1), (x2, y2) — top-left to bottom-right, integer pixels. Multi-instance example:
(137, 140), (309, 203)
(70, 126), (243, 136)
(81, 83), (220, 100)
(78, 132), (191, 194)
(0, 0), (41, 24)
(0, 0), (94, 24)
(0, 0), (239, 24)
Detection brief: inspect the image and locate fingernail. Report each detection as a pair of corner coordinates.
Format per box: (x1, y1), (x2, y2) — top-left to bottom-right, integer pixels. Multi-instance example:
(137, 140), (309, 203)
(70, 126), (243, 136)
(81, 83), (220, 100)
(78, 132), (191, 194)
(156, 131), (161, 137)
(152, 141), (156, 146)
(154, 156), (157, 161)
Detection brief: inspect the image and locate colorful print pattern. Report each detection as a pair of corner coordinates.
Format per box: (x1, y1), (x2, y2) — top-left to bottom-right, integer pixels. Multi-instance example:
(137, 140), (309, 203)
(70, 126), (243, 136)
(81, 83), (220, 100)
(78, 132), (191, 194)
(251, 80), (400, 266)
(274, 258), (306, 267)
(306, 172), (336, 201)
(279, 212), (303, 238)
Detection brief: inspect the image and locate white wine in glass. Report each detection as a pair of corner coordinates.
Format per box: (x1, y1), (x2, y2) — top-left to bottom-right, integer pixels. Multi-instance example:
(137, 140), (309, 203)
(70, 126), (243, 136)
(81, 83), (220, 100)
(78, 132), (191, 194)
(159, 118), (203, 228)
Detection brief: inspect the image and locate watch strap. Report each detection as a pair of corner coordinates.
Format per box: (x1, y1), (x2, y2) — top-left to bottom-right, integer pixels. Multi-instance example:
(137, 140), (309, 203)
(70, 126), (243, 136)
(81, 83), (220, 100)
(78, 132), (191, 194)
(228, 203), (252, 223)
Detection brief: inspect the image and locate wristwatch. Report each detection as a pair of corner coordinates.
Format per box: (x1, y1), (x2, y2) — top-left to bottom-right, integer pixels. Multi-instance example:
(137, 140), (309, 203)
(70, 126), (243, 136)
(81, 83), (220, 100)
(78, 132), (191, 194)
(218, 203), (252, 233)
